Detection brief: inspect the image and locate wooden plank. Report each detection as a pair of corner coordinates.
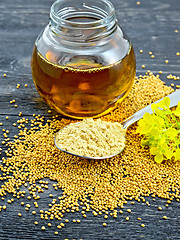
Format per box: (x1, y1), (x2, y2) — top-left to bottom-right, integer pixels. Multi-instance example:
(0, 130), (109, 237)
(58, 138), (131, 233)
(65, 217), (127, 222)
(0, 0), (180, 239)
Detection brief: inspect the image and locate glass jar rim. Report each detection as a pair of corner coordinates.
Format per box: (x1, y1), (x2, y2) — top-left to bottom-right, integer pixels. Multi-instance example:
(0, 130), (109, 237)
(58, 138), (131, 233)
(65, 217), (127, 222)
(50, 0), (116, 28)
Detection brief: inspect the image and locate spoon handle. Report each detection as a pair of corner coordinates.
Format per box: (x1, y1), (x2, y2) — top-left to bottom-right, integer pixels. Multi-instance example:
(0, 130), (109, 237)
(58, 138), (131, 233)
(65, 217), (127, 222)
(122, 90), (180, 129)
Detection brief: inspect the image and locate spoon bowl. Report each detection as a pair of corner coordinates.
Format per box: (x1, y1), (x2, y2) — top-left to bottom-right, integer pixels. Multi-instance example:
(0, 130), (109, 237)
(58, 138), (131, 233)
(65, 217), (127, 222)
(54, 131), (125, 160)
(54, 90), (180, 160)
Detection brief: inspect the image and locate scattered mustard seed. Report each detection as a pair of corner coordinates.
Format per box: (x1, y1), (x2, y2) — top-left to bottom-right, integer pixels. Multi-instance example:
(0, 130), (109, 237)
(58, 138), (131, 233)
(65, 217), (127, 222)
(0, 72), (177, 235)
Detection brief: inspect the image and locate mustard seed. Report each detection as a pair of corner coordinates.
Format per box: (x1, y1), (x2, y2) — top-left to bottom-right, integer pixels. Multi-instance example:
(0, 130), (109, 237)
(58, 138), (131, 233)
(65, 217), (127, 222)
(0, 71), (177, 233)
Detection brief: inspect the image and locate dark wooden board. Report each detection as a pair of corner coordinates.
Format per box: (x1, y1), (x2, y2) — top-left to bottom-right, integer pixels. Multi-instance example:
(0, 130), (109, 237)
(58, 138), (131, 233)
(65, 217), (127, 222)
(0, 0), (180, 239)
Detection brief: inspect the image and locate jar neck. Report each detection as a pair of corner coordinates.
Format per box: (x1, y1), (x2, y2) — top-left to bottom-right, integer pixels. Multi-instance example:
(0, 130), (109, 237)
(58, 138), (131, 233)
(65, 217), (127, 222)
(49, 0), (117, 43)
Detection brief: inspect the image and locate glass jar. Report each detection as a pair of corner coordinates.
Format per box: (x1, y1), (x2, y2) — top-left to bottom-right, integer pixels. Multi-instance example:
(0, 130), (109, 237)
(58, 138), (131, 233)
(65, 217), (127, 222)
(31, 0), (136, 119)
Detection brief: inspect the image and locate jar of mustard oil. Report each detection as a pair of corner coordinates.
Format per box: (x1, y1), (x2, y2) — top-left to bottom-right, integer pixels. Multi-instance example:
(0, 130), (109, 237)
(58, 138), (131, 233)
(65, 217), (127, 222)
(31, 0), (136, 119)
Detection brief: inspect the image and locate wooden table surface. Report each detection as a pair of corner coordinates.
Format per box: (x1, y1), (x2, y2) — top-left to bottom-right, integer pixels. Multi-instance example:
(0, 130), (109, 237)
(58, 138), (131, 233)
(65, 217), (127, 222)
(0, 0), (180, 239)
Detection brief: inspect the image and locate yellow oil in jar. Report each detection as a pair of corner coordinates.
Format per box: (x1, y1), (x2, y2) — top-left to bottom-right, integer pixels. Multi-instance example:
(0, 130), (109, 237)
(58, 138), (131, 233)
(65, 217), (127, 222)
(31, 44), (136, 119)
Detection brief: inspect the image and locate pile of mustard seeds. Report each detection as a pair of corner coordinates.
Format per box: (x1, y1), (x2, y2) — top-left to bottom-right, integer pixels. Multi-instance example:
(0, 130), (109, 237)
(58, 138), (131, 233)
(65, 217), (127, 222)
(55, 118), (126, 157)
(0, 72), (179, 226)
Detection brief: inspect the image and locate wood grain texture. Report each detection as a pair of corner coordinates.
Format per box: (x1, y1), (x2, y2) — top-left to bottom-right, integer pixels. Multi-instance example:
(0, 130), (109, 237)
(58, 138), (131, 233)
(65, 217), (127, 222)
(0, 0), (180, 239)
